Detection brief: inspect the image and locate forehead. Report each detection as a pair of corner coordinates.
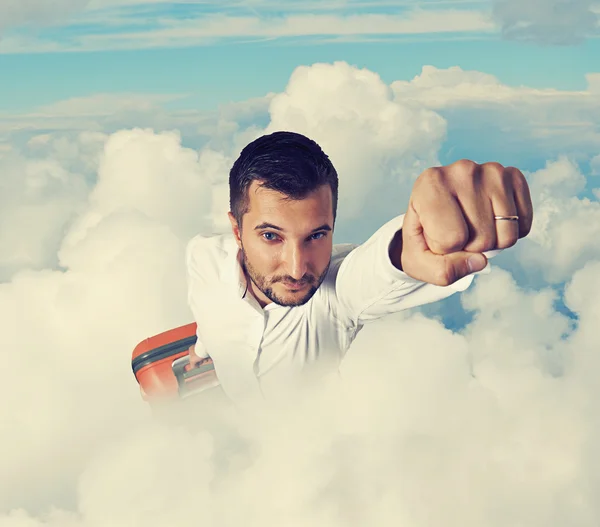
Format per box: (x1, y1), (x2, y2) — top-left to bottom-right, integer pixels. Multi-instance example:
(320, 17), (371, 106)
(245, 181), (333, 226)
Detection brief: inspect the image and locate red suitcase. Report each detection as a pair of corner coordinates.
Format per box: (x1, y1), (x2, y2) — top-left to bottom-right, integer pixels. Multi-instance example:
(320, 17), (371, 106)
(131, 322), (220, 404)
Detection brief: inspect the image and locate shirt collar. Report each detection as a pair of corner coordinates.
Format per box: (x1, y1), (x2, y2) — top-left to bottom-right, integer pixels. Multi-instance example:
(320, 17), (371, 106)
(219, 236), (247, 297)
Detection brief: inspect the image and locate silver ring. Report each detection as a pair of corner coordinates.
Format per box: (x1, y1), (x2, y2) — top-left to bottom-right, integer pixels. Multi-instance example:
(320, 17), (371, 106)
(494, 215), (519, 221)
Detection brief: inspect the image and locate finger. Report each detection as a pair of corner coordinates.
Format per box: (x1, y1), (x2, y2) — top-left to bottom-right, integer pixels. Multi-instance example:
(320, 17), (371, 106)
(402, 202), (487, 285)
(490, 184), (519, 250)
(404, 244), (487, 285)
(401, 199), (429, 256)
(456, 188), (497, 253)
(507, 167), (534, 238)
(412, 171), (469, 254)
(448, 162), (497, 253)
(186, 345), (198, 371)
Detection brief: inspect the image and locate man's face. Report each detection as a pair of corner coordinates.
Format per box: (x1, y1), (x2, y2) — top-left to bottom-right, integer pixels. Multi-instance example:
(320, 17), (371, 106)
(228, 181), (334, 307)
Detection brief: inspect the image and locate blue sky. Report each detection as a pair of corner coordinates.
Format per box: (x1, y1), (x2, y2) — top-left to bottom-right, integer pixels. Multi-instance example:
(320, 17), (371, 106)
(2, 37), (598, 111)
(2, 0), (599, 113)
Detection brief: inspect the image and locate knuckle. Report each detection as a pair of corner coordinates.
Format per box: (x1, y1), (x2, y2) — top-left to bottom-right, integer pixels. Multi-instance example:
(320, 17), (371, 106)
(453, 159), (478, 173)
(448, 231), (469, 250)
(465, 233), (496, 252)
(430, 230), (468, 253)
(483, 161), (505, 175)
(450, 160), (481, 189)
(483, 163), (508, 189)
(512, 170), (529, 194)
(419, 167), (446, 186)
(496, 235), (518, 249)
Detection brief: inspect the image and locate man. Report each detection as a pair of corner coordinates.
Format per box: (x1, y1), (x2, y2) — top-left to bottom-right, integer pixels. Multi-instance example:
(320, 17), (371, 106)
(185, 131), (533, 405)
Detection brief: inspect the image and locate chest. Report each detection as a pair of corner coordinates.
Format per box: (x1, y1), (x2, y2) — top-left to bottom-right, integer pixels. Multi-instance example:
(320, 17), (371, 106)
(194, 289), (353, 379)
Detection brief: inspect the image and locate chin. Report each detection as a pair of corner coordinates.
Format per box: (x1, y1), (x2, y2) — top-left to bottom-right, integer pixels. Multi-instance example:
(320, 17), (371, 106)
(271, 285), (319, 307)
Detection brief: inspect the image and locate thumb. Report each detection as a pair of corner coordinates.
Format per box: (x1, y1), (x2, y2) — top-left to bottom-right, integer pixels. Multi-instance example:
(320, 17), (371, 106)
(436, 251), (488, 284)
(402, 203), (488, 285)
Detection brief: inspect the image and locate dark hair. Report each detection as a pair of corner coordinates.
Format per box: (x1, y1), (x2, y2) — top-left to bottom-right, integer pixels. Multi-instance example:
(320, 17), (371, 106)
(229, 131), (339, 229)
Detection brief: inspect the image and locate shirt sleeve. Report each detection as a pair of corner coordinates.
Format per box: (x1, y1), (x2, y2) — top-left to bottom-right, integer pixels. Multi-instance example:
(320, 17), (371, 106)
(185, 235), (210, 359)
(334, 214), (494, 327)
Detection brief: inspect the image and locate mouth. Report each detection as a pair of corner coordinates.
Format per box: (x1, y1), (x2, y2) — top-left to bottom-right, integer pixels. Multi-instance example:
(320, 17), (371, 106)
(282, 282), (308, 291)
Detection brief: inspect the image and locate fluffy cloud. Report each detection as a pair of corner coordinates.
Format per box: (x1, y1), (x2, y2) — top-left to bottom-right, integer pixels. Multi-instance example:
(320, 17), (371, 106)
(0, 127), (227, 515)
(0, 92), (274, 164)
(58, 128), (214, 266)
(4, 265), (600, 525)
(506, 156), (600, 285)
(391, 66), (600, 167)
(0, 135), (96, 281)
(2, 61), (600, 526)
(250, 61), (447, 226)
(392, 65), (600, 108)
(491, 0), (599, 45)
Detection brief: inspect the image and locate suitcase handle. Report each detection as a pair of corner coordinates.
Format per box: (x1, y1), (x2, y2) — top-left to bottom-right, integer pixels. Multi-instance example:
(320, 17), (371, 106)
(172, 355), (219, 398)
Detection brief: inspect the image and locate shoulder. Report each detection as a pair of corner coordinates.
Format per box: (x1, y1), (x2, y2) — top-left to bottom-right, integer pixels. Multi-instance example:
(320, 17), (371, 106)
(313, 243), (359, 298)
(186, 231), (233, 257)
(306, 243), (360, 327)
(185, 232), (235, 278)
(329, 243), (360, 271)
(186, 233), (215, 263)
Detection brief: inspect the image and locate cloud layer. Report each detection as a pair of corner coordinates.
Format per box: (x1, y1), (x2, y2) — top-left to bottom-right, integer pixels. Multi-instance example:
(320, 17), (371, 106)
(0, 0), (90, 31)
(3, 0), (599, 53)
(491, 0), (600, 45)
(391, 65), (600, 185)
(2, 60), (600, 526)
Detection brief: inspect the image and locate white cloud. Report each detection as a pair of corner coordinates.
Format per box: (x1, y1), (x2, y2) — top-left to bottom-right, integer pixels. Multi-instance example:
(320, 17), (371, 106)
(5, 264), (596, 525)
(391, 65), (600, 156)
(2, 61), (600, 526)
(4, 0), (598, 53)
(0, 93), (274, 157)
(0, 9), (496, 53)
(255, 61), (447, 221)
(58, 128), (215, 269)
(0, 93), (201, 136)
(392, 64), (596, 106)
(0, 137), (94, 281)
(0, 0), (90, 31)
(509, 157), (600, 285)
(0, 128), (223, 514)
(35, 93), (186, 117)
(491, 0), (600, 45)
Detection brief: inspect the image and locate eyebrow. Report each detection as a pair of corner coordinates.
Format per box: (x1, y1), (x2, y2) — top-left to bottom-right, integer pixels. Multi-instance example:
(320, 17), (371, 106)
(254, 222), (332, 233)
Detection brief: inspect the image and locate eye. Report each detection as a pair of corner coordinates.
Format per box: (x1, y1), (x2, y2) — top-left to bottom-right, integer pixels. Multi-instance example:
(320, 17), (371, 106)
(310, 232), (327, 241)
(261, 232), (279, 242)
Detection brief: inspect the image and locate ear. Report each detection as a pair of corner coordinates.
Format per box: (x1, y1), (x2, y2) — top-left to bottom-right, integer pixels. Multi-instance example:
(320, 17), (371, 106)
(228, 212), (242, 248)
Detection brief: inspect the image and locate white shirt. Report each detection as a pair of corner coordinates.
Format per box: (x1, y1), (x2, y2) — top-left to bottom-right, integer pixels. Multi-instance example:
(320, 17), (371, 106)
(185, 213), (493, 406)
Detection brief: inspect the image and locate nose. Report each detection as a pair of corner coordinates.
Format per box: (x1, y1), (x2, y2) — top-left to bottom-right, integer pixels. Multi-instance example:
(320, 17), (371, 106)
(284, 243), (309, 281)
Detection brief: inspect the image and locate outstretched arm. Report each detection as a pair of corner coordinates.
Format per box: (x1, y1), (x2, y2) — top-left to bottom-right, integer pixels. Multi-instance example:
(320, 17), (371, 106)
(334, 159), (533, 327)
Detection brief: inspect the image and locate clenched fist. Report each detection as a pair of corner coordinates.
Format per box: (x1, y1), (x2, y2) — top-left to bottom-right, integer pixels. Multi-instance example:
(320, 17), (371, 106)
(398, 159), (533, 286)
